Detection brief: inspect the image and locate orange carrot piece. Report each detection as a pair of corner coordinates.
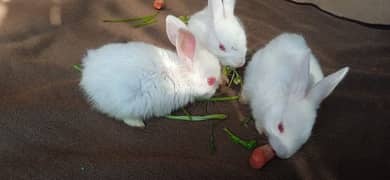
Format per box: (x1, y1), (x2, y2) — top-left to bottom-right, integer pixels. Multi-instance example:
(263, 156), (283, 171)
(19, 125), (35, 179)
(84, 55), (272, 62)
(249, 144), (275, 169)
(153, 0), (165, 10)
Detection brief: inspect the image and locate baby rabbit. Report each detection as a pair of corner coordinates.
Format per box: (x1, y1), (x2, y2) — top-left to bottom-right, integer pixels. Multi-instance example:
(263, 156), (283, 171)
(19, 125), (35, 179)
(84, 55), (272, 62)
(188, 0), (247, 68)
(242, 33), (349, 158)
(80, 15), (221, 128)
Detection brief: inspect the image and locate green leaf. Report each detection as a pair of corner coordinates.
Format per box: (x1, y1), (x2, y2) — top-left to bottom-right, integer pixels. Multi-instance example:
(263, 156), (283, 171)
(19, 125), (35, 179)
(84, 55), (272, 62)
(181, 107), (192, 121)
(103, 12), (159, 28)
(233, 75), (241, 85)
(132, 18), (157, 28)
(232, 69), (242, 85)
(223, 127), (257, 150)
(223, 66), (243, 87)
(228, 71), (235, 88)
(223, 66), (232, 76)
(103, 12), (159, 23)
(179, 15), (190, 24)
(73, 64), (82, 72)
(199, 96), (239, 102)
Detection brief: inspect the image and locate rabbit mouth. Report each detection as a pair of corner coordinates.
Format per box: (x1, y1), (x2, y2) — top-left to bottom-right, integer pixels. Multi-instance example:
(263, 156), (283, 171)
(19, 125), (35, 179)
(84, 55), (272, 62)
(220, 57), (246, 68)
(269, 138), (292, 159)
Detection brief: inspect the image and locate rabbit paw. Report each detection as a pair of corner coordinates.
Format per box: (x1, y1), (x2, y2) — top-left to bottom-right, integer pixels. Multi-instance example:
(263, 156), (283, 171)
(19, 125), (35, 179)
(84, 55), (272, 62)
(123, 118), (145, 128)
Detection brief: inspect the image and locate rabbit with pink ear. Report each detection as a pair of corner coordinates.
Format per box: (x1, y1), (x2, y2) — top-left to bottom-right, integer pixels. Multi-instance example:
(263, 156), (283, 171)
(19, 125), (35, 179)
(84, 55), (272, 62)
(242, 33), (349, 158)
(79, 15), (221, 128)
(188, 0), (247, 68)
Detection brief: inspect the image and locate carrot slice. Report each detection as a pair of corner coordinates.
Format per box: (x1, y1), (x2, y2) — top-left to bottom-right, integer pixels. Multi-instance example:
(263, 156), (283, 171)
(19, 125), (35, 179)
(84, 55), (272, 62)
(153, 0), (165, 10)
(249, 144), (275, 169)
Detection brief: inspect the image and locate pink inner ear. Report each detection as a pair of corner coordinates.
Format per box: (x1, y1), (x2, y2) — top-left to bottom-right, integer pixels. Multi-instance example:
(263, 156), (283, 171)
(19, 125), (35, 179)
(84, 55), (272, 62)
(178, 29), (196, 60)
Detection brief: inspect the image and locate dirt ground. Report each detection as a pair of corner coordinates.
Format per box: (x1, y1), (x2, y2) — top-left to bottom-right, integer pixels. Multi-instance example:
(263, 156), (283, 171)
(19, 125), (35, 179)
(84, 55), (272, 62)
(0, 0), (389, 179)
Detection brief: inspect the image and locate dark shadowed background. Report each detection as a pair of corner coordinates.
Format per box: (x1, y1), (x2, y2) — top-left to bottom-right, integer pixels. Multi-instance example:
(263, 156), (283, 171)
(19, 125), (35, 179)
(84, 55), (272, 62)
(0, 0), (389, 179)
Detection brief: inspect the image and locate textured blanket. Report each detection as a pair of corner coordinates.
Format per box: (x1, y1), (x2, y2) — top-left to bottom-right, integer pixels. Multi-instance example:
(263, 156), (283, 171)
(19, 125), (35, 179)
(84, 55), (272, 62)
(1, 0), (389, 179)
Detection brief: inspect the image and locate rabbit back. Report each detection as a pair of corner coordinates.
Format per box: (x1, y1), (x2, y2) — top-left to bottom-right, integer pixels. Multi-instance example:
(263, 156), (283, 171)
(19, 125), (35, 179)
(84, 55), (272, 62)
(80, 42), (183, 120)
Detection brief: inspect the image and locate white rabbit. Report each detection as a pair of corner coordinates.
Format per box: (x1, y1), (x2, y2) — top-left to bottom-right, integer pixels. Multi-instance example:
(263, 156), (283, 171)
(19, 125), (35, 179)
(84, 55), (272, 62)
(187, 0), (247, 68)
(79, 15), (221, 128)
(241, 33), (349, 158)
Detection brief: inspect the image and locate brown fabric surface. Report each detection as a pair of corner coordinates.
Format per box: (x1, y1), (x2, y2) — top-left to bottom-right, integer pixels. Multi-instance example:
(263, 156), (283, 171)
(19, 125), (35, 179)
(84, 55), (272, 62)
(0, 0), (389, 179)
(291, 0), (390, 25)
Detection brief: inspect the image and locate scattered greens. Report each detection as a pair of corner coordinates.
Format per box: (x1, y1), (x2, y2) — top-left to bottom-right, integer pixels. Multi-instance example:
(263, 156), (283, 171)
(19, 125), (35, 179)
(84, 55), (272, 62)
(179, 15), (190, 24)
(73, 64), (82, 72)
(220, 49), (257, 87)
(223, 127), (257, 150)
(223, 66), (242, 87)
(164, 114), (227, 121)
(103, 12), (159, 28)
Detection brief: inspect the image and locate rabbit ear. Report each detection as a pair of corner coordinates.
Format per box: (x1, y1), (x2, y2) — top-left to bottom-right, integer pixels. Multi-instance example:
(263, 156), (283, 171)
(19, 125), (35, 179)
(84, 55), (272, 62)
(223, 0), (236, 17)
(307, 67), (349, 107)
(289, 52), (311, 100)
(209, 0), (225, 20)
(209, 0), (236, 19)
(176, 29), (196, 66)
(166, 15), (187, 46)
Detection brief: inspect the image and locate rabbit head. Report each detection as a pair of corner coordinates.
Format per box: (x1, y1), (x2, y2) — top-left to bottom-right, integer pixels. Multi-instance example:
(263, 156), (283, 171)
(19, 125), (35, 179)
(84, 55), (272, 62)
(166, 15), (221, 99)
(204, 0), (247, 67)
(262, 53), (349, 159)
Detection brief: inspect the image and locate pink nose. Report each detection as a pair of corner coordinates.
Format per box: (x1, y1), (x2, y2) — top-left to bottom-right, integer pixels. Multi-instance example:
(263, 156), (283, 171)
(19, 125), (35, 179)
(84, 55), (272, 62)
(207, 77), (216, 86)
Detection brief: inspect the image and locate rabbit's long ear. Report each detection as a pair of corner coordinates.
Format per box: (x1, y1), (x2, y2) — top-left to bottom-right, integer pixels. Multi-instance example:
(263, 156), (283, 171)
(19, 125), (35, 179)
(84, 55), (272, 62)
(166, 15), (187, 46)
(209, 0), (225, 20)
(307, 67), (349, 107)
(176, 29), (196, 67)
(223, 0), (236, 17)
(209, 0), (236, 20)
(289, 52), (311, 100)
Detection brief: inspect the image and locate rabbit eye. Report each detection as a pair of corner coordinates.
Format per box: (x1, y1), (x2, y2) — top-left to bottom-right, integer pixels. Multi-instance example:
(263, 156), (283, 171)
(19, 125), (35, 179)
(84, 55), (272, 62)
(207, 77), (216, 86)
(219, 44), (226, 52)
(278, 123), (284, 133)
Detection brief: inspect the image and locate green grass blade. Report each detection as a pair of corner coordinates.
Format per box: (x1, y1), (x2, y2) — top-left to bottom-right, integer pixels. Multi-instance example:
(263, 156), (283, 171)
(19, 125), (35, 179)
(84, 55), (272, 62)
(73, 64), (82, 72)
(164, 114), (227, 121)
(223, 127), (257, 150)
(208, 96), (239, 102)
(228, 70), (235, 88)
(181, 107), (192, 121)
(103, 12), (159, 23)
(179, 15), (190, 24)
(209, 123), (217, 154)
(132, 18), (157, 28)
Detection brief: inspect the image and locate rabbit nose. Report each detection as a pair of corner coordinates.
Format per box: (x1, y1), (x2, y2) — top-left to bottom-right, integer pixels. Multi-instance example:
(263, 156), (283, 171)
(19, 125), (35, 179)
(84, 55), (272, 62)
(237, 60), (245, 67)
(269, 138), (291, 159)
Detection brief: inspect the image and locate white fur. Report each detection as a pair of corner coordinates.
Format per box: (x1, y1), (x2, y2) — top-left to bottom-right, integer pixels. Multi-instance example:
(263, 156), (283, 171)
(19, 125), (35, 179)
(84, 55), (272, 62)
(80, 15), (221, 127)
(242, 33), (349, 158)
(188, 0), (247, 67)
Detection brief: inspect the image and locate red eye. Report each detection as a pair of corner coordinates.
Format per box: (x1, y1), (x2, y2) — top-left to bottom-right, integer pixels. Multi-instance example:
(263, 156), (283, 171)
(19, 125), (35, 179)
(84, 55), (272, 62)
(207, 77), (216, 86)
(219, 44), (226, 51)
(278, 123), (284, 133)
